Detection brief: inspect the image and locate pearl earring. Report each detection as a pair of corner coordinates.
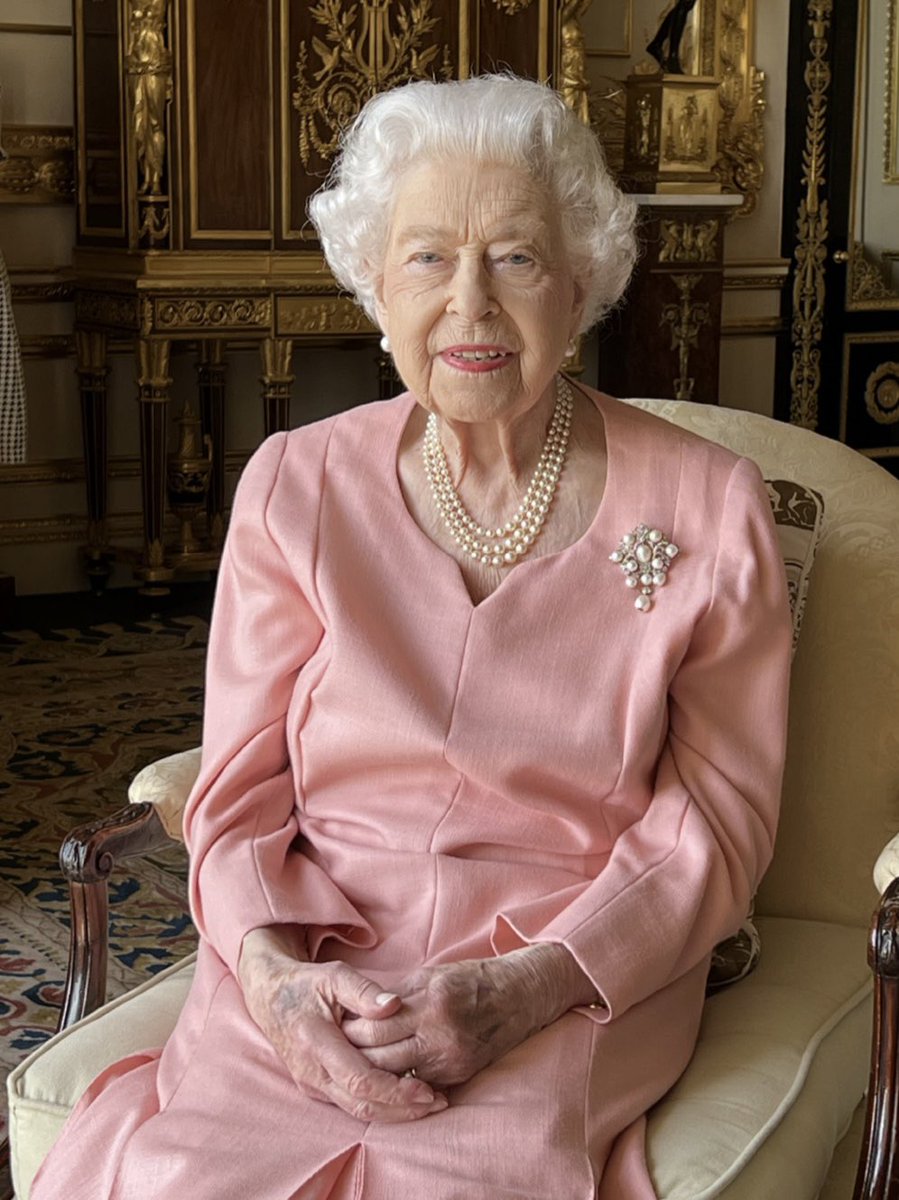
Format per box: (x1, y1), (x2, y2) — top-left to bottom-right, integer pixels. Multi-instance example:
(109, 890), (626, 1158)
(380, 334), (391, 354)
(565, 339), (577, 359)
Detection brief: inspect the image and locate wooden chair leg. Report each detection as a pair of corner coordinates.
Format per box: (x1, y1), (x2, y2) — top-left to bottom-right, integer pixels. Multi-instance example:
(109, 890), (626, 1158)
(853, 876), (899, 1199)
(57, 802), (176, 1031)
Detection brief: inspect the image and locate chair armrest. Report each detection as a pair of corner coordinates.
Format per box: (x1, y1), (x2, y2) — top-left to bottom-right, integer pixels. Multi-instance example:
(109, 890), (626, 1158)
(57, 802), (178, 1032)
(853, 876), (899, 1199)
(126, 746), (202, 841)
(873, 833), (899, 896)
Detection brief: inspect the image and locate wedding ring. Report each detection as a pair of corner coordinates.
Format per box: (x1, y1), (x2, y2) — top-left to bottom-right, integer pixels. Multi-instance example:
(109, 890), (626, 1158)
(403, 1068), (417, 1079)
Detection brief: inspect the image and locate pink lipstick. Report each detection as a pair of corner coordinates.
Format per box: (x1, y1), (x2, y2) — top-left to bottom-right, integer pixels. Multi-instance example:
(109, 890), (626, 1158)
(439, 345), (515, 373)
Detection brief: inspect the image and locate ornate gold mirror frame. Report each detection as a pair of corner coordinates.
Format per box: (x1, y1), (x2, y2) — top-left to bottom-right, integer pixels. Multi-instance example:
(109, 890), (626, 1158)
(846, 0), (899, 309)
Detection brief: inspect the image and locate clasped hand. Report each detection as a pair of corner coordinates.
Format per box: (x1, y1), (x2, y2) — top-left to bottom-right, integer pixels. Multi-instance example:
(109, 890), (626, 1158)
(238, 928), (592, 1124)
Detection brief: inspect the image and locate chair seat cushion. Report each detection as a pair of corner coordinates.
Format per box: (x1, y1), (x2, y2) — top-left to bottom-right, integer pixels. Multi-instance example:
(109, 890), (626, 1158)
(647, 916), (871, 1199)
(8, 919), (870, 1200)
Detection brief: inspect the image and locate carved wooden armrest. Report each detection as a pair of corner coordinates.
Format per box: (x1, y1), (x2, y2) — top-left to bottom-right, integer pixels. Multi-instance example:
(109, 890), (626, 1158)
(853, 875), (899, 1200)
(57, 802), (176, 1032)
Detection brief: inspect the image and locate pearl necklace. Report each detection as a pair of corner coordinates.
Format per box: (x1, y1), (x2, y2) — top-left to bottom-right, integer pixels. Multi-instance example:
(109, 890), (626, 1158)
(422, 375), (574, 567)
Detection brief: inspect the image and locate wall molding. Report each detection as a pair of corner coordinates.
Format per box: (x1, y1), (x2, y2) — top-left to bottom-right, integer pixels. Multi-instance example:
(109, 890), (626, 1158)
(0, 23), (72, 36)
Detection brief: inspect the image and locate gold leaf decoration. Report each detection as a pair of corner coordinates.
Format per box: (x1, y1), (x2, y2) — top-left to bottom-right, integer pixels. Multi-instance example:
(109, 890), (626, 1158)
(292, 0), (453, 169)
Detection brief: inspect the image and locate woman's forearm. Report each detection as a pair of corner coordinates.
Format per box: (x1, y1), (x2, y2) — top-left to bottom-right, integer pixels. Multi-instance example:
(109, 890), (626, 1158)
(493, 943), (602, 1035)
(237, 923), (309, 988)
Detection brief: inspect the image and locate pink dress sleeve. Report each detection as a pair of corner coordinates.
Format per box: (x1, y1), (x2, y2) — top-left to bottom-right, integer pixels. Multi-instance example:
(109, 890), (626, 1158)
(182, 431), (375, 978)
(494, 456), (792, 1020)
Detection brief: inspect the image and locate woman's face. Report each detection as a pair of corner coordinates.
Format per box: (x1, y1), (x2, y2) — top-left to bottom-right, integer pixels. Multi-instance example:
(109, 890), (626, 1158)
(375, 160), (584, 425)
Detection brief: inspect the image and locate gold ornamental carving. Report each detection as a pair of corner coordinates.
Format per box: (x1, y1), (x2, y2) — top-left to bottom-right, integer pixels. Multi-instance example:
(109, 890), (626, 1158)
(847, 240), (898, 305)
(277, 297), (377, 336)
(659, 273), (711, 402)
(716, 65), (766, 216)
(491, 0), (536, 13)
(153, 297), (273, 332)
(126, 0), (173, 247)
(659, 219), (719, 263)
(885, 0), (898, 183)
(865, 361), (899, 424)
(137, 338), (172, 394)
(664, 94), (710, 164)
(126, 0), (172, 195)
(261, 338), (295, 382)
(0, 124), (74, 204)
(789, 0), (833, 430)
(714, 0), (766, 216)
(292, 0), (453, 169)
(559, 0), (592, 124)
(76, 291), (140, 331)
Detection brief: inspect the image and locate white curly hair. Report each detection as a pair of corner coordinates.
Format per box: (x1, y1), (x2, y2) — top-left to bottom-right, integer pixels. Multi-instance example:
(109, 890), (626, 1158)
(307, 75), (637, 335)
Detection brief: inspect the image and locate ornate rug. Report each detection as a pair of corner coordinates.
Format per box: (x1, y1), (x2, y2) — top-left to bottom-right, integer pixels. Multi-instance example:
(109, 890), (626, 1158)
(0, 617), (206, 1148)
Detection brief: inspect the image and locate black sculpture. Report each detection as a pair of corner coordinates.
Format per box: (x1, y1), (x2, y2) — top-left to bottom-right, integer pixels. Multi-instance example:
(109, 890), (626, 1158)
(646, 0), (699, 75)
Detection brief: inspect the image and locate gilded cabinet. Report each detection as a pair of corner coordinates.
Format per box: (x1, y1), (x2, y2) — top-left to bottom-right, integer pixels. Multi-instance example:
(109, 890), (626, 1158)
(73, 0), (591, 589)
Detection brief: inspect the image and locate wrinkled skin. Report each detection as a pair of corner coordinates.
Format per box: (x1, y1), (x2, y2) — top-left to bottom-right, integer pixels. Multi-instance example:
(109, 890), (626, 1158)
(342, 946), (596, 1088)
(238, 927), (596, 1121)
(238, 927), (448, 1123)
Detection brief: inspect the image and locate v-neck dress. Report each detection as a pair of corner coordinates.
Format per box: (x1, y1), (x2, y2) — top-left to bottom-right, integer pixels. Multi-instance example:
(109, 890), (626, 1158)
(30, 387), (792, 1200)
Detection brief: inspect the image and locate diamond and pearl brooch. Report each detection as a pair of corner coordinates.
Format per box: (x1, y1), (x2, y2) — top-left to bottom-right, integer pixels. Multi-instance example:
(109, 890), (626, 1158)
(610, 524), (679, 612)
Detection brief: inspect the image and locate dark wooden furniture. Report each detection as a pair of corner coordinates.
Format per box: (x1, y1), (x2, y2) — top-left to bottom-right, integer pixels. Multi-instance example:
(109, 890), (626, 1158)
(72, 0), (593, 590)
(597, 194), (742, 405)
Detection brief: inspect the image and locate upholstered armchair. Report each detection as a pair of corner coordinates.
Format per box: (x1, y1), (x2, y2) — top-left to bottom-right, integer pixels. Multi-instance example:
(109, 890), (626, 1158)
(8, 399), (899, 1199)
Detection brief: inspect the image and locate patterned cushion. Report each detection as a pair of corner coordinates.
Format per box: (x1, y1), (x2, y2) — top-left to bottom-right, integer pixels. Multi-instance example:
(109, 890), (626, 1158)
(766, 479), (825, 659)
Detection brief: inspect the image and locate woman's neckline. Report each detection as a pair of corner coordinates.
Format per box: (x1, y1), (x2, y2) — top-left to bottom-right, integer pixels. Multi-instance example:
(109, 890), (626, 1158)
(389, 379), (615, 611)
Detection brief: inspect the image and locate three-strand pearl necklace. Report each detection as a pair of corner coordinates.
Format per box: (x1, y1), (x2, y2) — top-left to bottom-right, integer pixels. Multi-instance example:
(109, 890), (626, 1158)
(422, 374), (575, 567)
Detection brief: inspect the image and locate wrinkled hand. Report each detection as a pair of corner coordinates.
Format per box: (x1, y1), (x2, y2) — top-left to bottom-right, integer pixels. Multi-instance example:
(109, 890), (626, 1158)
(342, 944), (596, 1089)
(237, 927), (448, 1123)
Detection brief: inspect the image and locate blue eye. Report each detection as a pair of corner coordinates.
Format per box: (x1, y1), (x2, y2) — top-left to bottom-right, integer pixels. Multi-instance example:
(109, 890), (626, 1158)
(414, 252), (442, 265)
(505, 253), (533, 266)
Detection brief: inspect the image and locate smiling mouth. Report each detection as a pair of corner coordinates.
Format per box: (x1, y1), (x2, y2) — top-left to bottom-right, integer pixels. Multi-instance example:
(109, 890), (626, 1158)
(449, 350), (509, 361)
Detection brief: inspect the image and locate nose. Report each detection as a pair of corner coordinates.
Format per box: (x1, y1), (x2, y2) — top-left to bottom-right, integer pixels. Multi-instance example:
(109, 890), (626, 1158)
(446, 255), (500, 323)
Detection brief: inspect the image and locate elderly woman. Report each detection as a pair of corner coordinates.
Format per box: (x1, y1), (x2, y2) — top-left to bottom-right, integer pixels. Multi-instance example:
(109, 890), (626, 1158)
(31, 76), (791, 1199)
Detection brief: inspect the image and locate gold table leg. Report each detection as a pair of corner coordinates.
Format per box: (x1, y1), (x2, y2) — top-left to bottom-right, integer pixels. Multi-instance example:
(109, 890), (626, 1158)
(135, 337), (174, 590)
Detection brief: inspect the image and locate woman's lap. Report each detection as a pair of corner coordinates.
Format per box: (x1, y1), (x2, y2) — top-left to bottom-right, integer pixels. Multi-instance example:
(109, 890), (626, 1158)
(31, 942), (702, 1200)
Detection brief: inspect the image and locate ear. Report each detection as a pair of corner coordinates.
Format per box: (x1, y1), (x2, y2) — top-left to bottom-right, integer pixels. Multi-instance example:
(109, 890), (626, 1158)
(569, 278), (587, 340)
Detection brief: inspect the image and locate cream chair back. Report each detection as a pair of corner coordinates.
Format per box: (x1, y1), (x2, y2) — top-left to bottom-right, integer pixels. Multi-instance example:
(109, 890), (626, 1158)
(625, 399), (899, 929)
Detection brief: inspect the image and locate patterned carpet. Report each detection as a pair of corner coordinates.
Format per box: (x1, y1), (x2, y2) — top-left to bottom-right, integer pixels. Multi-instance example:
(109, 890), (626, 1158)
(0, 617), (206, 1150)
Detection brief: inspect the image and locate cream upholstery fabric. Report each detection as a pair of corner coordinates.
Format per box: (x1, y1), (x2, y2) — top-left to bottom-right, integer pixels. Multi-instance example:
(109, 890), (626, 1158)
(646, 918), (870, 1199)
(11, 400), (899, 1199)
(874, 834), (899, 895)
(7, 952), (198, 1200)
(127, 746), (200, 840)
(627, 399), (899, 930)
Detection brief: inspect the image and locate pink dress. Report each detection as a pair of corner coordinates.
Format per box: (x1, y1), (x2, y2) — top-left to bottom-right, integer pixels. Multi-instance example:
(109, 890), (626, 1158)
(31, 387), (792, 1200)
